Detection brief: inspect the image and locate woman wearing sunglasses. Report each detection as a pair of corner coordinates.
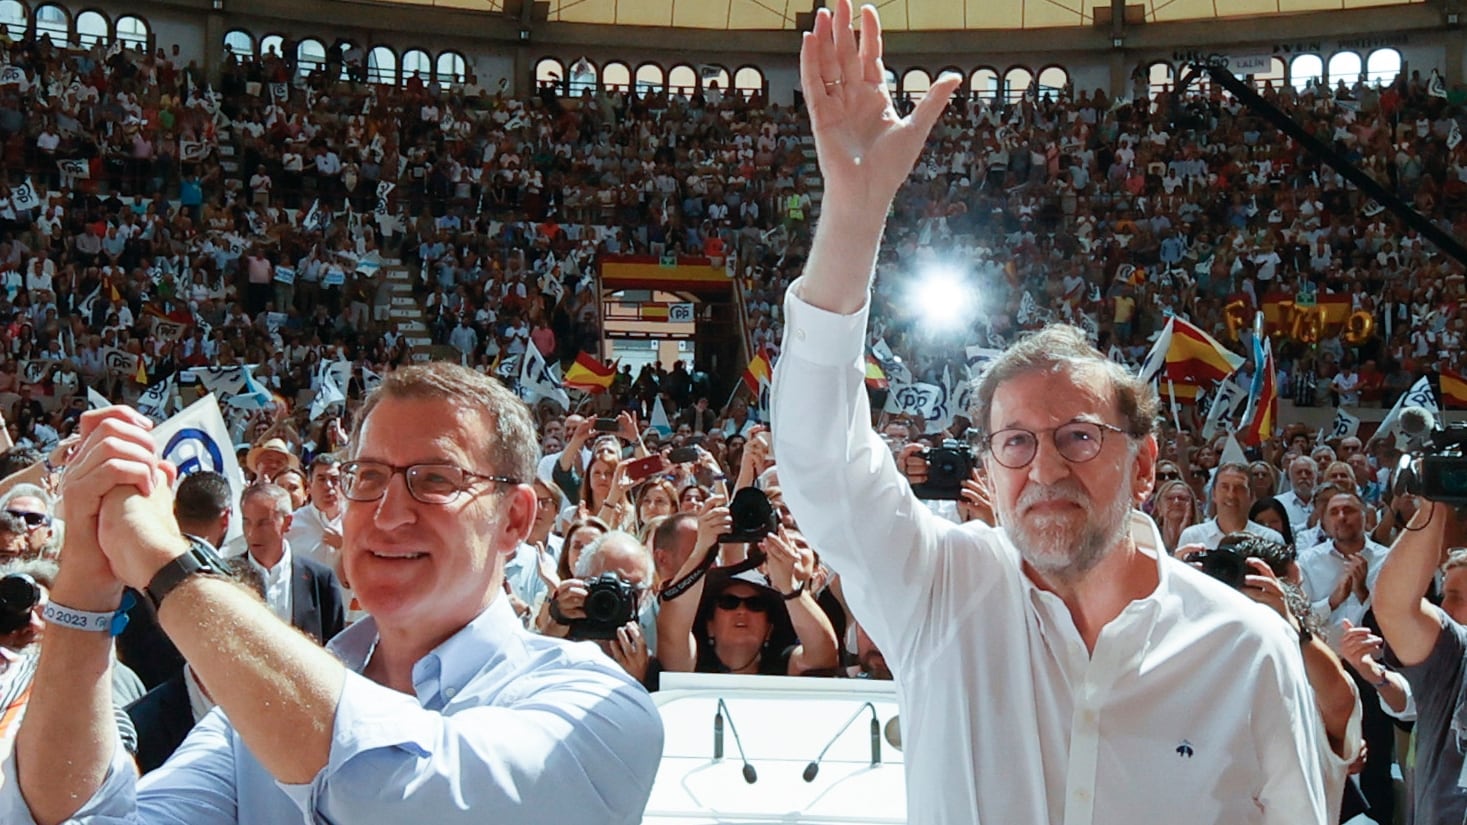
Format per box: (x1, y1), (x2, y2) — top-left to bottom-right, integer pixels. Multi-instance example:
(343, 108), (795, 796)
(657, 515), (838, 677)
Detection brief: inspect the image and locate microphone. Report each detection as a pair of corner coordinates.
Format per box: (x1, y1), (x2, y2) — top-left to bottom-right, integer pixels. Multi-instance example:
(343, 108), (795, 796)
(802, 701), (881, 782)
(713, 698), (758, 783)
(1399, 405), (1437, 450)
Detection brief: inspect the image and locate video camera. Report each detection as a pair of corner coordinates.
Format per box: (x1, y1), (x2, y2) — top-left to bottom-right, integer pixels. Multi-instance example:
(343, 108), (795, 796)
(911, 440), (977, 501)
(1393, 418), (1467, 506)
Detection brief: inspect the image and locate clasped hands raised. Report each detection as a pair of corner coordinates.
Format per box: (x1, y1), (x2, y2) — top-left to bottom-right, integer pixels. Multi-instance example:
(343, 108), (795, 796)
(52, 406), (189, 598)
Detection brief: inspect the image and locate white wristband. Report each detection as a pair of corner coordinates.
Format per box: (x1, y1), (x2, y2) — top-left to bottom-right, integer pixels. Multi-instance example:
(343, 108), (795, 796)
(41, 600), (115, 633)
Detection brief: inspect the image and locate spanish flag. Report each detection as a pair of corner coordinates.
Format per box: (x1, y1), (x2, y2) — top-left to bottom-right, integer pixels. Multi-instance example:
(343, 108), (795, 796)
(742, 347), (772, 396)
(1139, 316), (1245, 387)
(1442, 368), (1467, 409)
(563, 352), (616, 393)
(864, 354), (888, 390)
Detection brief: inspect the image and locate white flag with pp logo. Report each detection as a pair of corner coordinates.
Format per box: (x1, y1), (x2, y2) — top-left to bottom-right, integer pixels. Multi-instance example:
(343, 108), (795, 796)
(517, 344), (569, 410)
(11, 178), (39, 214)
(136, 373), (178, 422)
(152, 394), (246, 543)
(1327, 408), (1360, 441)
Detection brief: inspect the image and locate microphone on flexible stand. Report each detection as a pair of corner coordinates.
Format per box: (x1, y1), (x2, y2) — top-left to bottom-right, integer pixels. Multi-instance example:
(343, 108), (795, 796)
(713, 698), (758, 784)
(802, 701), (881, 782)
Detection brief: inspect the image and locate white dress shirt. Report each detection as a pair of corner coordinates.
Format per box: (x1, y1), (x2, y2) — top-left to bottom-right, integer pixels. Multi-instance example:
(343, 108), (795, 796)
(286, 503), (342, 570)
(1176, 518), (1285, 550)
(1280, 489), (1313, 533)
(1297, 538), (1391, 646)
(245, 541), (293, 624)
(771, 281), (1329, 825)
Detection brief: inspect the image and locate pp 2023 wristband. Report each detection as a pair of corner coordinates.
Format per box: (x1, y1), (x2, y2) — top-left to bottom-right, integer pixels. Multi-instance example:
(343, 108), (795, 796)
(40, 591), (134, 637)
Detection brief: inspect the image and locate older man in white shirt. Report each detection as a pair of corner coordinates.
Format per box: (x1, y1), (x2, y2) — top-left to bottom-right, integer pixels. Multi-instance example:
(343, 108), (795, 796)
(771, 6), (1328, 823)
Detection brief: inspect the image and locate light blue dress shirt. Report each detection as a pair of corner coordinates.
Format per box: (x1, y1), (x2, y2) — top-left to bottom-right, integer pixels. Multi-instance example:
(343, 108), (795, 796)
(0, 597), (663, 824)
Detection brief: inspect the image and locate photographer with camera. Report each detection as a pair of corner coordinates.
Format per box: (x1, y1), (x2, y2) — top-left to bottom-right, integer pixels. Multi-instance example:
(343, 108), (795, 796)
(657, 496), (837, 677)
(1195, 533), (1363, 823)
(0, 558), (141, 764)
(535, 530), (659, 688)
(1373, 497), (1467, 825)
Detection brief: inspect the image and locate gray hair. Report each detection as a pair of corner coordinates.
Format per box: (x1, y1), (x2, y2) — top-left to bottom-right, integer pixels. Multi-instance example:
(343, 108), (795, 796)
(972, 324), (1158, 439)
(240, 483), (293, 517)
(352, 361), (538, 487)
(0, 483), (53, 514)
(574, 529), (654, 583)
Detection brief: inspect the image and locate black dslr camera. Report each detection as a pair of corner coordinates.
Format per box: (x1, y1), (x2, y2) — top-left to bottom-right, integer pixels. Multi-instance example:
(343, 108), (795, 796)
(912, 440), (977, 500)
(0, 573), (41, 634)
(718, 487), (779, 543)
(1185, 533), (1295, 590)
(567, 573), (639, 641)
(1395, 422), (1467, 506)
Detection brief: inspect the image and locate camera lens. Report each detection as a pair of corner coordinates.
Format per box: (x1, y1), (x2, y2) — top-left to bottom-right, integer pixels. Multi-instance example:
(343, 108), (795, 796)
(585, 588), (621, 623)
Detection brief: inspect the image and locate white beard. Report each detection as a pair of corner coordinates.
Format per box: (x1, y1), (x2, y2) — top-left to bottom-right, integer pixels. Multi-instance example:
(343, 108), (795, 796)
(1004, 475), (1134, 584)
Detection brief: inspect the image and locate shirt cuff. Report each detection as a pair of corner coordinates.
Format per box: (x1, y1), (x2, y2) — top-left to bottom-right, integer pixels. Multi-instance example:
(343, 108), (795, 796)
(781, 277), (871, 368)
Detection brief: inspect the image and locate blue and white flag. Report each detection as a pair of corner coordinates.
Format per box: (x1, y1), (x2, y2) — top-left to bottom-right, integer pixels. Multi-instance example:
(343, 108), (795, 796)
(517, 344), (569, 410)
(152, 394), (246, 543)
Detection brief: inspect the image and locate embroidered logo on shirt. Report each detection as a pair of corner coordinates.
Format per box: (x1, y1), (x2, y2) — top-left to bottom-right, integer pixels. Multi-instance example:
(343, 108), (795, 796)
(1175, 740), (1195, 758)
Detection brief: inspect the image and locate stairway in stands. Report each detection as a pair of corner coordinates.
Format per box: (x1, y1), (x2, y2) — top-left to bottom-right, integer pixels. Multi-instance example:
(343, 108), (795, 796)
(379, 262), (438, 363)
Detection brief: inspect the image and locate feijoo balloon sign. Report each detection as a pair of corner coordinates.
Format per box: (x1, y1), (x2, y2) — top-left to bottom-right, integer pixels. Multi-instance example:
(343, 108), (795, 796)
(1223, 293), (1374, 346)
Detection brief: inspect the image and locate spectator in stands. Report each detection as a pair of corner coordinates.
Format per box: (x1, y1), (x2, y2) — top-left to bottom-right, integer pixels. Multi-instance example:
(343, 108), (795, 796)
(1248, 496), (1297, 549)
(236, 482), (345, 644)
(0, 485), (54, 561)
(1177, 462), (1285, 550)
(1151, 478), (1199, 554)
(285, 455), (343, 570)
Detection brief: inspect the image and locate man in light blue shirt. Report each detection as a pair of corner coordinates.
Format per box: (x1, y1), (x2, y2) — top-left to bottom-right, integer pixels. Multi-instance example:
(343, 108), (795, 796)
(3, 362), (662, 825)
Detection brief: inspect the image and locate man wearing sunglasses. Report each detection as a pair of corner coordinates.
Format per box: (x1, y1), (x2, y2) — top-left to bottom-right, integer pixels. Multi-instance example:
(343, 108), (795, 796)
(0, 485), (54, 561)
(771, 3), (1329, 823)
(4, 362), (663, 825)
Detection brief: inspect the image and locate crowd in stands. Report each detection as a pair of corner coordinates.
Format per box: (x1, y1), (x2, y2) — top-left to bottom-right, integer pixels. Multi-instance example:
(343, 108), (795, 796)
(0, 17), (1462, 823)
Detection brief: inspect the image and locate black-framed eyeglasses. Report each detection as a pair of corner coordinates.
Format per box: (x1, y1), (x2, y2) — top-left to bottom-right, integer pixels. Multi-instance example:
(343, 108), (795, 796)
(1156, 471), (1182, 481)
(981, 421), (1132, 470)
(340, 461), (521, 505)
(5, 510), (48, 528)
(714, 594), (771, 613)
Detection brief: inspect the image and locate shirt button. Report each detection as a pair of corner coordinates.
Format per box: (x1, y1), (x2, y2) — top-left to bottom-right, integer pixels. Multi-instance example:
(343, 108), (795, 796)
(444, 687), (458, 699)
(1081, 709), (1097, 725)
(795, 328), (807, 341)
(1073, 788), (1091, 802)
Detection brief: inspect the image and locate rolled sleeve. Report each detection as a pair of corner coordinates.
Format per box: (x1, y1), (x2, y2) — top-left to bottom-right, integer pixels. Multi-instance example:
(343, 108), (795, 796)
(0, 740), (138, 825)
(298, 667), (662, 825)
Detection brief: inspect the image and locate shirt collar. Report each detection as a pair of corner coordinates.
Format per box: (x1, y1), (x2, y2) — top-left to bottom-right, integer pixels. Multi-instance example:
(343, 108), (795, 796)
(327, 596), (524, 710)
(246, 540), (292, 580)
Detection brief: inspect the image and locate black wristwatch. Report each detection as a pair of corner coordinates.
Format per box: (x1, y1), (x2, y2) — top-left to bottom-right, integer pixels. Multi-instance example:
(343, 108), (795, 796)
(145, 535), (231, 609)
(1296, 620), (1314, 646)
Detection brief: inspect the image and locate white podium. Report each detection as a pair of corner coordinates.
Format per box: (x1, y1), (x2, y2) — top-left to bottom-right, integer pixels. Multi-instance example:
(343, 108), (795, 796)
(643, 674), (907, 824)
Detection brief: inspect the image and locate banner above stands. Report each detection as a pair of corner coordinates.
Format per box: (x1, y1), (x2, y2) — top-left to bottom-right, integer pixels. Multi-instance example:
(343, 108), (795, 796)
(1223, 292), (1374, 345)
